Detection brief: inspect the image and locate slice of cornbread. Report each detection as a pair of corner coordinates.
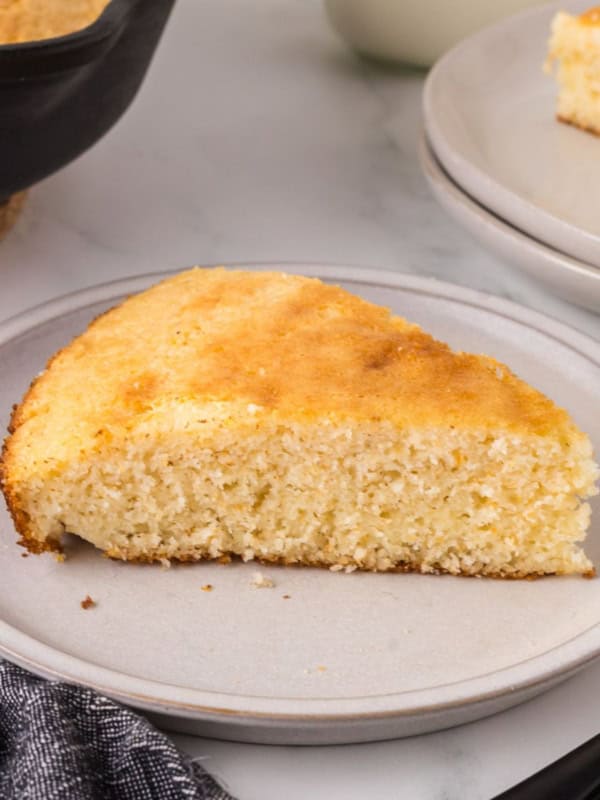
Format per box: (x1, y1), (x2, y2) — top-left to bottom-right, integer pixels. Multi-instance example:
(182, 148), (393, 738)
(0, 0), (109, 45)
(1, 269), (597, 577)
(545, 7), (600, 135)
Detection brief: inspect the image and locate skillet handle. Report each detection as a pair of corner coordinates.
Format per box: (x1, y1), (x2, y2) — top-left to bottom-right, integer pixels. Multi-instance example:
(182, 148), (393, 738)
(492, 733), (600, 800)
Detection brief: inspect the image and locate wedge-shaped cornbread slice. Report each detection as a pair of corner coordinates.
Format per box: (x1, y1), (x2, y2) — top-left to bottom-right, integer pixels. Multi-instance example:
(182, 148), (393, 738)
(545, 7), (600, 135)
(1, 269), (597, 577)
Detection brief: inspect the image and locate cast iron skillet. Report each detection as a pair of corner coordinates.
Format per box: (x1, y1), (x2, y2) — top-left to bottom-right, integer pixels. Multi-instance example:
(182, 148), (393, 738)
(493, 731), (600, 799)
(0, 0), (176, 203)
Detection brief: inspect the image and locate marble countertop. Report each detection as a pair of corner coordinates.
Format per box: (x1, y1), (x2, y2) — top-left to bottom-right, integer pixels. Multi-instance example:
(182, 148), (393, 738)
(1, 0), (599, 797)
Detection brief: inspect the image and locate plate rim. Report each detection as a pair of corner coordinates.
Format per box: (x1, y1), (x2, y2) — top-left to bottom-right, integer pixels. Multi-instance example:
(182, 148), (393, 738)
(418, 131), (600, 312)
(1, 264), (599, 725)
(423, 0), (600, 268)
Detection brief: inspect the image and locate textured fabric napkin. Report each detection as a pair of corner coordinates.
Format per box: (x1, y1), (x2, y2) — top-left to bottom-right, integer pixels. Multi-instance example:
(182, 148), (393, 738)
(0, 661), (234, 800)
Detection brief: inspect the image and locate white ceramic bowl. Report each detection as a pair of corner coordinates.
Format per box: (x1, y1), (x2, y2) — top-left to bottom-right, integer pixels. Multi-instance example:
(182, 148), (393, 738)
(324, 0), (546, 67)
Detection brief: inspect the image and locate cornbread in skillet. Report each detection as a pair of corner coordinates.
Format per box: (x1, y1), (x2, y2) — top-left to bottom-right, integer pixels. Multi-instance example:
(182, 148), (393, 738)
(0, 192), (26, 240)
(0, 0), (109, 44)
(1, 268), (598, 577)
(545, 7), (600, 135)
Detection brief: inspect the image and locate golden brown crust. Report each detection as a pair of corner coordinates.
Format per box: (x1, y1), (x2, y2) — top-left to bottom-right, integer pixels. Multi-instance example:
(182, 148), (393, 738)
(557, 113), (600, 136)
(579, 6), (600, 25)
(0, 465), (60, 556)
(102, 547), (596, 580)
(0, 297), (138, 552)
(1, 367), (58, 554)
(2, 268), (580, 489)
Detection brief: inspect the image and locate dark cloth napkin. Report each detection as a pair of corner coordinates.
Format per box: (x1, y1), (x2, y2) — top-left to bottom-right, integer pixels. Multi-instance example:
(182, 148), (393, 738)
(0, 661), (234, 800)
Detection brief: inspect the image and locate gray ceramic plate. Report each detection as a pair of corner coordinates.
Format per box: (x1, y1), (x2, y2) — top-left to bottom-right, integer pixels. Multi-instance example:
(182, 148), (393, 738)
(0, 266), (599, 745)
(423, 0), (600, 269)
(419, 133), (600, 313)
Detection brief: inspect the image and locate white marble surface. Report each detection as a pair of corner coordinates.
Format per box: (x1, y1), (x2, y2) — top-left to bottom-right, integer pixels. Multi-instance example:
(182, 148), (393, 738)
(1, 0), (599, 798)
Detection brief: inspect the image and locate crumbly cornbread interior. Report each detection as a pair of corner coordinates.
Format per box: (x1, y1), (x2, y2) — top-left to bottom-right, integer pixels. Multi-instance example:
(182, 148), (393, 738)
(1, 268), (597, 577)
(0, 0), (109, 44)
(546, 7), (600, 135)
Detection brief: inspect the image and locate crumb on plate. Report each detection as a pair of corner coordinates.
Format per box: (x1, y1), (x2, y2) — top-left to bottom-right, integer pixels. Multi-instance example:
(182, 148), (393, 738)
(250, 571), (275, 588)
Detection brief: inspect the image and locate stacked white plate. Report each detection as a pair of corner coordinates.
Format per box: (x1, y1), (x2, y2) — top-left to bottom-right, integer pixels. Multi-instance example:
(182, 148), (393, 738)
(422, 0), (600, 313)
